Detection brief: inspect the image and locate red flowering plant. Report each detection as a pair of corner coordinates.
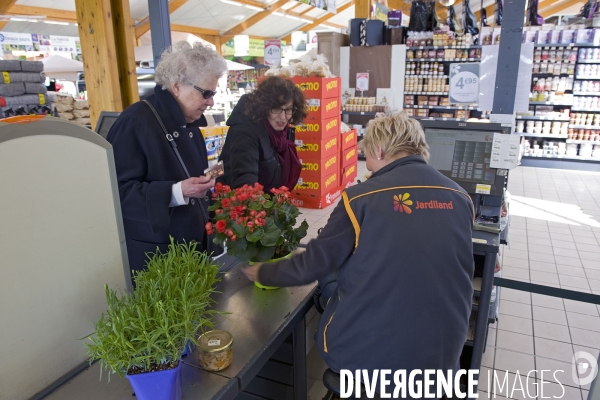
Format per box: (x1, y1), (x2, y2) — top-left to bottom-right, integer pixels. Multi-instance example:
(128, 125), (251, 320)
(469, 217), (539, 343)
(205, 182), (309, 262)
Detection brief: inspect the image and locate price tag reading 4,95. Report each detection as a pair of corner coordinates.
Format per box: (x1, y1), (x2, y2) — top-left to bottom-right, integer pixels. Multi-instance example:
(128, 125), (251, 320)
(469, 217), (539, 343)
(449, 63), (480, 104)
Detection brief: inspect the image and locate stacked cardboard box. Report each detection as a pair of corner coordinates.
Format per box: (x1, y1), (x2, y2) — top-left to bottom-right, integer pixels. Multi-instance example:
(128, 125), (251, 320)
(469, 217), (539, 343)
(291, 77), (342, 209)
(340, 128), (358, 189)
(200, 126), (229, 165)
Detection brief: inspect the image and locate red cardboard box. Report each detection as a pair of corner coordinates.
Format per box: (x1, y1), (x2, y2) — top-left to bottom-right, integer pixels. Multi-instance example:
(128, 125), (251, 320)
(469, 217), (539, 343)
(299, 153), (339, 181)
(289, 77), (341, 99)
(293, 171), (339, 197)
(342, 145), (359, 168)
(295, 116), (340, 140)
(341, 129), (358, 151)
(295, 135), (338, 162)
(291, 186), (343, 209)
(341, 163), (358, 188)
(305, 98), (340, 121)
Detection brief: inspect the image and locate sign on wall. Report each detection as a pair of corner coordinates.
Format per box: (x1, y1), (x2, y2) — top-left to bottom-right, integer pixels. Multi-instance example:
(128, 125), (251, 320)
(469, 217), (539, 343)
(356, 72), (369, 92)
(264, 39), (281, 66)
(449, 63), (480, 104)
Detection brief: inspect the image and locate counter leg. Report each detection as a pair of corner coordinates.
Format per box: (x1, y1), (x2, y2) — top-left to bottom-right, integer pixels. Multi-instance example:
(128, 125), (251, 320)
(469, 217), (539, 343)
(292, 319), (307, 400)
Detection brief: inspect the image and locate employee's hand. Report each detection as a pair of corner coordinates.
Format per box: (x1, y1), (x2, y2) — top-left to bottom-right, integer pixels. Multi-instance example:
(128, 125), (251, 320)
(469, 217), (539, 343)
(181, 176), (215, 199)
(241, 263), (262, 282)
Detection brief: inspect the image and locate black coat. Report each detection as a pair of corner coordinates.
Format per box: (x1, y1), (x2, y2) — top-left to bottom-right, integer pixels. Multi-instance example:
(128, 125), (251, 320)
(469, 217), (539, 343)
(218, 95), (282, 193)
(107, 85), (212, 275)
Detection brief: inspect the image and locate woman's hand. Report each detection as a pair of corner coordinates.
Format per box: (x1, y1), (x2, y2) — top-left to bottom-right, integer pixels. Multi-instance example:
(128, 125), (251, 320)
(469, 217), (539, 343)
(241, 263), (262, 282)
(181, 176), (215, 198)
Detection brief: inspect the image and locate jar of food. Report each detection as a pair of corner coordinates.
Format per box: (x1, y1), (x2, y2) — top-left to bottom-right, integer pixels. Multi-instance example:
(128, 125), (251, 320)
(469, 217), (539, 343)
(198, 330), (233, 372)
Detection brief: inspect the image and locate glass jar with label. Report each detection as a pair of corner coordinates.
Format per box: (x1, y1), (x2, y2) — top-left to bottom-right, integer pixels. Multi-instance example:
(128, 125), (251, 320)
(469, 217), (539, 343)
(198, 330), (233, 372)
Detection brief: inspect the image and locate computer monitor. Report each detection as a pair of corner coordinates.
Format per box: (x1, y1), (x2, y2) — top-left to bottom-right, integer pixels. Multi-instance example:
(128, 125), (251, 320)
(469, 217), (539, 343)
(417, 120), (511, 197)
(95, 111), (121, 140)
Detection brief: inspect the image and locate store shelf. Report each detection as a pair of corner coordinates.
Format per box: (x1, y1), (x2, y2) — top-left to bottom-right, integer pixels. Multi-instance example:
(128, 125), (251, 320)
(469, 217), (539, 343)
(521, 134), (568, 138)
(538, 60), (576, 64)
(523, 154), (600, 161)
(411, 117), (468, 121)
(405, 91), (449, 95)
(577, 60), (600, 64)
(534, 43), (593, 48)
(569, 125), (600, 129)
(404, 105), (478, 110)
(573, 92), (600, 96)
(407, 45), (482, 50)
(576, 76), (600, 80)
(567, 139), (600, 144)
(405, 75), (449, 78)
(531, 73), (574, 78)
(411, 58), (481, 62)
(341, 111), (378, 116)
(571, 108), (600, 112)
(516, 115), (570, 121)
(529, 101), (573, 106)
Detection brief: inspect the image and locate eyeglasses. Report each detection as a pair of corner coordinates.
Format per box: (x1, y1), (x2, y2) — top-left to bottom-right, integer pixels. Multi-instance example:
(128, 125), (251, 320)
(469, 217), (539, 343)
(271, 107), (296, 115)
(188, 83), (217, 99)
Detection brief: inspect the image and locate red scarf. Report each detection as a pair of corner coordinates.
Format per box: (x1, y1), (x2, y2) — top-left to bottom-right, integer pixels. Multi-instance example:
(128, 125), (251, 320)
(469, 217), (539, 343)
(263, 121), (301, 190)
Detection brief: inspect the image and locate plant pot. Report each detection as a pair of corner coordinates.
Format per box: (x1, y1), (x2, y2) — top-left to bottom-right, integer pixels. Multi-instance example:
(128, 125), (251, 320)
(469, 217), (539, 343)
(126, 361), (182, 400)
(251, 251), (293, 290)
(181, 340), (194, 357)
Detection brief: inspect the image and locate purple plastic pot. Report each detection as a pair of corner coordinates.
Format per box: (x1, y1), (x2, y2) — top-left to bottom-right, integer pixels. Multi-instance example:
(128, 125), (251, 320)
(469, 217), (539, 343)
(126, 361), (182, 400)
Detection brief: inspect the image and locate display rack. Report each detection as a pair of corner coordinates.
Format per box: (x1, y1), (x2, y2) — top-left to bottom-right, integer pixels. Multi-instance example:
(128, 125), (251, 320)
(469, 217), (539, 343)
(520, 40), (600, 170)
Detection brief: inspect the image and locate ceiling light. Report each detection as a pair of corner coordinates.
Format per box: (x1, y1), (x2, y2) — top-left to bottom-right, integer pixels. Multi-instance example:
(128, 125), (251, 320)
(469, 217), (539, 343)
(273, 12), (284, 16)
(220, 0), (243, 5)
(282, 1), (297, 10)
(44, 21), (70, 25)
(244, 4), (263, 11)
(299, 18), (311, 23)
(286, 15), (300, 20)
(232, 14), (245, 20)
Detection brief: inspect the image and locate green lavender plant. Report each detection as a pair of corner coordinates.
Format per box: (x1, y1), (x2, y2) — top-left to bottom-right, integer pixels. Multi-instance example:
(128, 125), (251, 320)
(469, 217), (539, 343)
(85, 238), (221, 380)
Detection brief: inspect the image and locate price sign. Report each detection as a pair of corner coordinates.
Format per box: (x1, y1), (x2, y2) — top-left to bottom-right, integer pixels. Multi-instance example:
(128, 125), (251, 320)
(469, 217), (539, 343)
(449, 63), (480, 104)
(264, 39), (281, 66)
(356, 72), (369, 92)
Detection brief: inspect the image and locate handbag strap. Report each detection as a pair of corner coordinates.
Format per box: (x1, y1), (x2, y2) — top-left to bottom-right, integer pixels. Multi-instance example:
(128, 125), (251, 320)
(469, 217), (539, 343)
(143, 100), (191, 179)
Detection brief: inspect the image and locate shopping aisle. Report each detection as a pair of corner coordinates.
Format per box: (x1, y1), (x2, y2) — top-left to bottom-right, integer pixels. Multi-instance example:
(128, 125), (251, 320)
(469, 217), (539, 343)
(301, 163), (600, 399)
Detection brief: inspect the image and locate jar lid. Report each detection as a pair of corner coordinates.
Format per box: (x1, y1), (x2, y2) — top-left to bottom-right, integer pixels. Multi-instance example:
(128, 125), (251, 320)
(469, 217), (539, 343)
(198, 330), (233, 353)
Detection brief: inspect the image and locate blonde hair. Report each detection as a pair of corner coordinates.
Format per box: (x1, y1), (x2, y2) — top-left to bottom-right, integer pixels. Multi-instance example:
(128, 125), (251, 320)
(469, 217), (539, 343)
(359, 111), (430, 162)
(155, 41), (227, 88)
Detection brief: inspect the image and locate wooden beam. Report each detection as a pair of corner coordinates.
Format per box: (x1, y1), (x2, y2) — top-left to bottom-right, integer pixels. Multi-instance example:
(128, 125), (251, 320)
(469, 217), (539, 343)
(0, 0), (23, 29)
(5, 4), (77, 23)
(134, 0), (188, 39)
(171, 24), (222, 36)
(387, 0), (411, 16)
(354, 0), (370, 18)
(301, 1), (354, 32)
(475, 4), (496, 21)
(224, 0), (289, 36)
(539, 0), (581, 16)
(282, 34), (292, 44)
(75, 0), (136, 127)
(110, 0), (139, 108)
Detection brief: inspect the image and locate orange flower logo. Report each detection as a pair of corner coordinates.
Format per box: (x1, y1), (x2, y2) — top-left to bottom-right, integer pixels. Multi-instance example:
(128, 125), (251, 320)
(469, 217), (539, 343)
(393, 193), (413, 214)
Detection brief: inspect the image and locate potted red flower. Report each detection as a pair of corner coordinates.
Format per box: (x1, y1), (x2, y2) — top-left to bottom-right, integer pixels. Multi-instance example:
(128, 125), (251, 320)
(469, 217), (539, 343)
(206, 183), (309, 270)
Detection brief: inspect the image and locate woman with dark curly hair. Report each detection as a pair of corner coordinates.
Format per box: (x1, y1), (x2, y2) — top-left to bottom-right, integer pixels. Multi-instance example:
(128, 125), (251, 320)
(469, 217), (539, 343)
(218, 76), (307, 192)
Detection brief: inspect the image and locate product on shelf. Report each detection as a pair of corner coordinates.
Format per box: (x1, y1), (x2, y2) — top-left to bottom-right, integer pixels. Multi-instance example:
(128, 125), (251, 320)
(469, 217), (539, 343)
(576, 63), (600, 78)
(571, 112), (600, 126)
(406, 48), (481, 60)
(574, 80), (600, 93)
(530, 77), (574, 100)
(342, 97), (387, 112)
(405, 30), (475, 47)
(405, 61), (446, 76)
(265, 54), (334, 78)
(578, 47), (600, 62)
(573, 96), (600, 109)
(522, 27), (600, 45)
(405, 77), (449, 93)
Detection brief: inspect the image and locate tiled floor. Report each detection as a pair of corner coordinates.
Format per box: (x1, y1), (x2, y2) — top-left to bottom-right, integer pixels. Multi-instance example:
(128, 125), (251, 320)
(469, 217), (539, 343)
(301, 163), (600, 400)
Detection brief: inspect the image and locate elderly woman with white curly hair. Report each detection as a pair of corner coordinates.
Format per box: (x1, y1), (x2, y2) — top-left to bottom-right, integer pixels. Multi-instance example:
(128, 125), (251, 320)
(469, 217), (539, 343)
(107, 41), (227, 277)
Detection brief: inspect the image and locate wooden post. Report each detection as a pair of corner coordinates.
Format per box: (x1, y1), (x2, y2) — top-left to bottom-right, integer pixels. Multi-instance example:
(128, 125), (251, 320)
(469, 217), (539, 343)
(74, 0), (138, 128)
(355, 0), (371, 18)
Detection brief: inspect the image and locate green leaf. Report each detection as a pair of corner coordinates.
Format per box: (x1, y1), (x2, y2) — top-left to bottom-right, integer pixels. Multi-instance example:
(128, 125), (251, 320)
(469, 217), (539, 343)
(263, 200), (274, 209)
(207, 202), (220, 212)
(254, 245), (276, 262)
(276, 236), (285, 246)
(248, 202), (262, 211)
(231, 223), (246, 238)
(295, 220), (309, 238)
(246, 228), (264, 243)
(260, 220), (282, 247)
(227, 236), (248, 256)
(243, 242), (260, 261)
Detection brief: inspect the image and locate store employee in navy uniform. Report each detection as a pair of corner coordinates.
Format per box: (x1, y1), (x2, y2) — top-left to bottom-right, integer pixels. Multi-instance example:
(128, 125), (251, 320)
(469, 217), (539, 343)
(107, 41), (227, 276)
(242, 112), (475, 397)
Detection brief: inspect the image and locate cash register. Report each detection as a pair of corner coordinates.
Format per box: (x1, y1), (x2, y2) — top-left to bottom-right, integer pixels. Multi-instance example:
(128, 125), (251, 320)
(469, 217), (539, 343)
(418, 120), (511, 233)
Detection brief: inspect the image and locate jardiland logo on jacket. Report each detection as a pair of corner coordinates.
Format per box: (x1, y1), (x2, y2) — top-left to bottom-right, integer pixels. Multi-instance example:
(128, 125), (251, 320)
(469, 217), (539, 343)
(393, 193), (453, 215)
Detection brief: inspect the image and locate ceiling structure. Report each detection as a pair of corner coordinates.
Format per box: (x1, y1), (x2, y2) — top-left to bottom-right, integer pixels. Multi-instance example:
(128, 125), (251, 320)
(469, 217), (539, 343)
(0, 0), (590, 44)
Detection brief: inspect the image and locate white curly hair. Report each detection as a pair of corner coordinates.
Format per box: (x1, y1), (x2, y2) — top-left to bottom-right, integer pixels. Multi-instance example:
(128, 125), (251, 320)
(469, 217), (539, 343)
(154, 41), (227, 89)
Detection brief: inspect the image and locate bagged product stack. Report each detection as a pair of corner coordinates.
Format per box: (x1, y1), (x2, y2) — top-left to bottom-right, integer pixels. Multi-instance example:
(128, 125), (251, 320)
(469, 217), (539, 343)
(340, 126), (358, 189)
(291, 75), (342, 209)
(0, 60), (50, 118)
(72, 99), (90, 126)
(48, 92), (75, 121)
